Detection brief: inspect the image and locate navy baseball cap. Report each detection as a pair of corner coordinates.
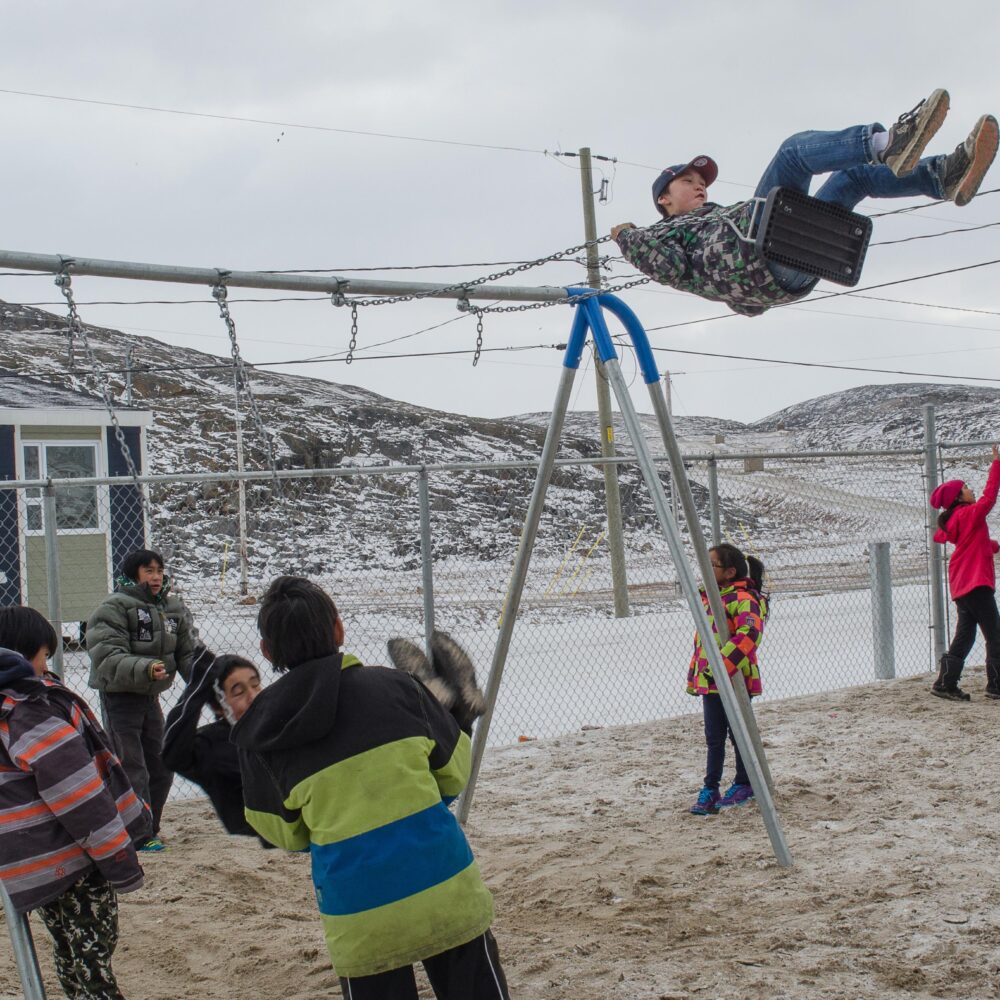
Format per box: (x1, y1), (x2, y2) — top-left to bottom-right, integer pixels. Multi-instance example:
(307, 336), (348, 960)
(652, 155), (719, 212)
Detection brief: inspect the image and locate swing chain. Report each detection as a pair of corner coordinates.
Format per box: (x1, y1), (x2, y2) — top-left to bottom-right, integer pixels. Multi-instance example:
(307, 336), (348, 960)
(54, 264), (156, 542)
(212, 278), (283, 491)
(354, 236), (615, 309)
(477, 274), (651, 314)
(472, 309), (484, 367)
(346, 303), (358, 365)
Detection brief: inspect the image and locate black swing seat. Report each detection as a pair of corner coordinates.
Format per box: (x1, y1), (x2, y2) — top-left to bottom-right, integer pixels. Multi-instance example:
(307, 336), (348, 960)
(753, 187), (872, 287)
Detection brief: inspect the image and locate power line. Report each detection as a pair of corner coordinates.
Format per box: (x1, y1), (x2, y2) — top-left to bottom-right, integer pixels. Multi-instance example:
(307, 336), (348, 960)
(0, 342), (566, 380)
(640, 341), (1000, 384)
(643, 257), (1000, 333)
(0, 86), (546, 156)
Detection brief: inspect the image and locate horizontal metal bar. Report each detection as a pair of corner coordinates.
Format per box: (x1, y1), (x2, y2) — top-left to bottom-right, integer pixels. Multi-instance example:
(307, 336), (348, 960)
(0, 444), (934, 492)
(0, 249), (572, 303)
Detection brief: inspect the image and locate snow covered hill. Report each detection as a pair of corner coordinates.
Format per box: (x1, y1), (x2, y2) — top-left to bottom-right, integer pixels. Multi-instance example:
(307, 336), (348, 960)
(1, 298), (990, 577)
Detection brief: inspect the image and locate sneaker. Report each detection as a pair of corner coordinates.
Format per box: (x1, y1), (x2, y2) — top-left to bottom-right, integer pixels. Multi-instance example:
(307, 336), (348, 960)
(881, 88), (950, 176)
(689, 786), (720, 815)
(718, 782), (755, 809)
(137, 837), (166, 852)
(985, 689), (1000, 701)
(942, 114), (999, 206)
(930, 685), (971, 702)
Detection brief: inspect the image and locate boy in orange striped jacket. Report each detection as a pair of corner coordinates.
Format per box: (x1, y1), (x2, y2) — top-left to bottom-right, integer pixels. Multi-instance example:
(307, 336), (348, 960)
(0, 606), (149, 999)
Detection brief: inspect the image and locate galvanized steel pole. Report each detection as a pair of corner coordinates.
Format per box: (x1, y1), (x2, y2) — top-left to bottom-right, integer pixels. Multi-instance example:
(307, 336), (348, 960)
(647, 385), (774, 796)
(418, 467), (436, 661)
(0, 249), (573, 302)
(869, 542), (896, 680)
(458, 365), (579, 824)
(43, 484), (64, 677)
(607, 354), (789, 865)
(924, 405), (947, 666)
(707, 457), (722, 546)
(2, 855), (47, 999)
(579, 148), (629, 618)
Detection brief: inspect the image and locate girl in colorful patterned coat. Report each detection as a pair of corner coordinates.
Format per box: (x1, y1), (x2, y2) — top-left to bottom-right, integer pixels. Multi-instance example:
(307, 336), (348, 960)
(687, 543), (768, 816)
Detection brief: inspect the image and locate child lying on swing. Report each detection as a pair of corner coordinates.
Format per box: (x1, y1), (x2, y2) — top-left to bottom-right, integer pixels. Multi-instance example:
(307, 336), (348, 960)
(612, 89), (997, 316)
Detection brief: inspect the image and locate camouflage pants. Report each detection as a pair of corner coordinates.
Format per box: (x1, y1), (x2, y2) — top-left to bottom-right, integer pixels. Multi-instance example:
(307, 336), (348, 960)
(37, 869), (125, 1000)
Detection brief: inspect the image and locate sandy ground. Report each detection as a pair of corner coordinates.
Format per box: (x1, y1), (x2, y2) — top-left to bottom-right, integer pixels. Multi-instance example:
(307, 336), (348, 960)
(3, 668), (1000, 1000)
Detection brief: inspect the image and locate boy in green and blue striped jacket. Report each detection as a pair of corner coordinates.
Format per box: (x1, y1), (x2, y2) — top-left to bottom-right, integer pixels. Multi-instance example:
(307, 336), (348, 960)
(232, 576), (509, 1000)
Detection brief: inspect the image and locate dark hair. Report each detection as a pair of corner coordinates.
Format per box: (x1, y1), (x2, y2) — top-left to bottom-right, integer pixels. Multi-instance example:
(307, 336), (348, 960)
(0, 606), (58, 661)
(120, 548), (164, 582)
(937, 496), (968, 531)
(257, 576), (340, 671)
(210, 654), (259, 709)
(710, 543), (765, 592)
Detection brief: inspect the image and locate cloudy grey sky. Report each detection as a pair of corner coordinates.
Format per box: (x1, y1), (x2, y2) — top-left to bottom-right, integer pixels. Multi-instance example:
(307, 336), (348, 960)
(2, 1), (999, 425)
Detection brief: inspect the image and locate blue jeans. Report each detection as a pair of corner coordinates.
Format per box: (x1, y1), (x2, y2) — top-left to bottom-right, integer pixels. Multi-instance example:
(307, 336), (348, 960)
(702, 693), (749, 790)
(756, 124), (948, 291)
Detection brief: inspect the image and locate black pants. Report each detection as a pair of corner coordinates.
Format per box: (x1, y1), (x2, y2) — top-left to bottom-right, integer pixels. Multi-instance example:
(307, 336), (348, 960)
(947, 586), (1000, 688)
(37, 869), (125, 1000)
(339, 930), (509, 1000)
(702, 694), (749, 791)
(101, 691), (172, 836)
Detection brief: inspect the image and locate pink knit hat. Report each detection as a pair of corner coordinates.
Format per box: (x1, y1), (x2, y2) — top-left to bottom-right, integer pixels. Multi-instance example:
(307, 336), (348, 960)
(930, 479), (964, 509)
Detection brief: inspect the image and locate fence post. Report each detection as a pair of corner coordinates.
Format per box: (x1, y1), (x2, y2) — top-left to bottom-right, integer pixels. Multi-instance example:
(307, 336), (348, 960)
(869, 541), (895, 680)
(923, 406), (947, 667)
(707, 456), (721, 547)
(417, 467), (436, 660)
(42, 483), (64, 678)
(2, 882), (47, 998)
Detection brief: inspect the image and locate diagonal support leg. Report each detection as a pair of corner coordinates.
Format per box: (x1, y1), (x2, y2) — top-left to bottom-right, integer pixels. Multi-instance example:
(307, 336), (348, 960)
(584, 297), (791, 866)
(457, 310), (589, 824)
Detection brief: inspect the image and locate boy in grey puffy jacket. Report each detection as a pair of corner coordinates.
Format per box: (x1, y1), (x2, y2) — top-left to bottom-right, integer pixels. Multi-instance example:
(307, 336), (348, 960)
(86, 548), (194, 850)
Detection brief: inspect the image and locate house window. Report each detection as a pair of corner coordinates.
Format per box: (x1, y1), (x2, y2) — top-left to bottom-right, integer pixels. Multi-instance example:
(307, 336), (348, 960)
(22, 442), (100, 532)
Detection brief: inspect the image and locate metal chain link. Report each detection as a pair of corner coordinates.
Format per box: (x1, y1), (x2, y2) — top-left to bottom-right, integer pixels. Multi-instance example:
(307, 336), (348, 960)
(212, 278), (283, 492)
(472, 309), (484, 366)
(54, 265), (157, 537)
(477, 274), (652, 314)
(348, 235), (616, 310)
(346, 302), (358, 365)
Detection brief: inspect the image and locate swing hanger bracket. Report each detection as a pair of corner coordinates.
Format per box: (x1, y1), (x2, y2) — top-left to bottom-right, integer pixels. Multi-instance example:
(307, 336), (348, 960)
(330, 279), (351, 307)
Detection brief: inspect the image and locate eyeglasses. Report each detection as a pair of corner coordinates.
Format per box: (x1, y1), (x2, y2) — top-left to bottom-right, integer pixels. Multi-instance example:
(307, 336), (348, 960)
(710, 562), (724, 569)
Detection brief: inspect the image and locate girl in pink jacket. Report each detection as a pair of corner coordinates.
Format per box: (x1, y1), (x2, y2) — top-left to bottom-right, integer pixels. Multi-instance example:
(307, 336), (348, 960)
(930, 443), (1000, 701)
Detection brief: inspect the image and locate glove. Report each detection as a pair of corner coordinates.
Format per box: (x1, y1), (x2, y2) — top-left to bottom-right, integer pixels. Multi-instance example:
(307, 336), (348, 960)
(387, 632), (486, 735)
(184, 644), (220, 703)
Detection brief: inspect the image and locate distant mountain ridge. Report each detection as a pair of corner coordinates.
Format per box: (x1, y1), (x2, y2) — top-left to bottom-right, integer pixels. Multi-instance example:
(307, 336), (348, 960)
(1, 298), (992, 574)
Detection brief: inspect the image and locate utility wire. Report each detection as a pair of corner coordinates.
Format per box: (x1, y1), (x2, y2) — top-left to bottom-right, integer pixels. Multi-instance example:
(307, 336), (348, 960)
(638, 340), (1000, 385)
(644, 257), (1000, 333)
(0, 343), (566, 380)
(0, 87), (546, 156)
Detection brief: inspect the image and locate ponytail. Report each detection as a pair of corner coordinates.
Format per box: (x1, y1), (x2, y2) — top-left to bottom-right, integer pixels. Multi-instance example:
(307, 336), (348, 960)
(937, 498), (963, 531)
(746, 555), (766, 593)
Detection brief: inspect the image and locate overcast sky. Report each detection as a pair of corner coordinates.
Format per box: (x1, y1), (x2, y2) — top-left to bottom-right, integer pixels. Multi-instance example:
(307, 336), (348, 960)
(2, 1), (999, 426)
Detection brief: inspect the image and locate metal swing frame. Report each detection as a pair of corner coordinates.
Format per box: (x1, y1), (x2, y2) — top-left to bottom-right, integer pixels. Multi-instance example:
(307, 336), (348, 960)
(458, 289), (792, 867)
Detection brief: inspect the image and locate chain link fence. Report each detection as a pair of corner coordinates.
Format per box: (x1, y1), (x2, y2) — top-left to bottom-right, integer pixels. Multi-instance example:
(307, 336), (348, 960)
(2, 437), (979, 801)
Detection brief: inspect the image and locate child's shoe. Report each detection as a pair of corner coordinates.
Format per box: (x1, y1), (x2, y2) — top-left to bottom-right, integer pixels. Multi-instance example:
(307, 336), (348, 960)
(881, 89), (950, 176)
(718, 782), (755, 809)
(942, 115), (999, 206)
(689, 786), (720, 815)
(930, 684), (971, 702)
(137, 836), (166, 852)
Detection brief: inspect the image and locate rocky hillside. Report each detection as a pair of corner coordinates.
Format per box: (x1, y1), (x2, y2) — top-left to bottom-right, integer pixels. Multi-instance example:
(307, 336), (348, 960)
(1, 299), (990, 578)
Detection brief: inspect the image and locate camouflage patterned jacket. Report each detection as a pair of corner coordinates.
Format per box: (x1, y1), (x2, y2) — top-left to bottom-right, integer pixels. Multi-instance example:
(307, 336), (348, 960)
(614, 202), (817, 317)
